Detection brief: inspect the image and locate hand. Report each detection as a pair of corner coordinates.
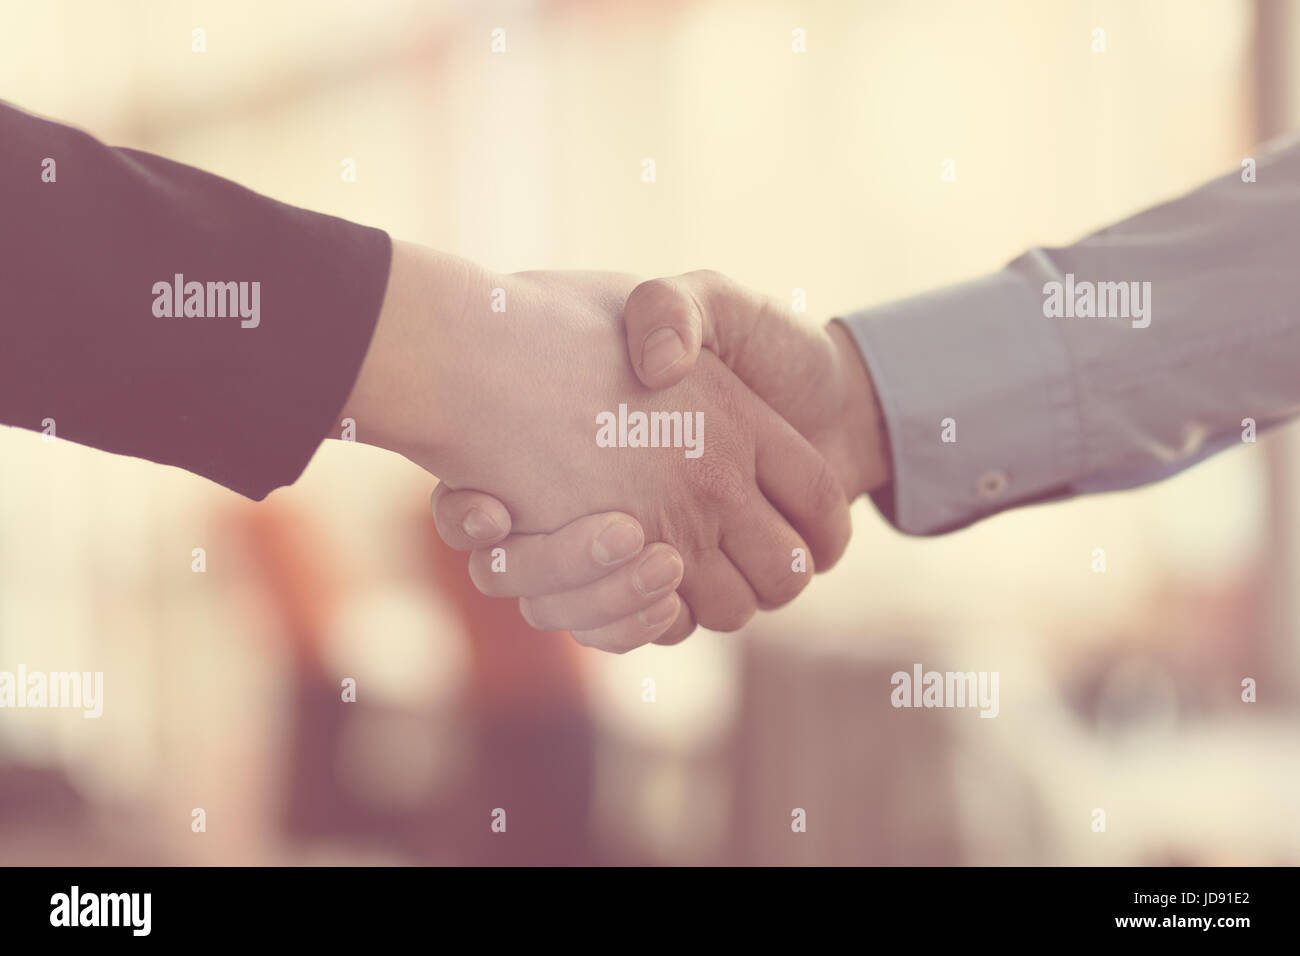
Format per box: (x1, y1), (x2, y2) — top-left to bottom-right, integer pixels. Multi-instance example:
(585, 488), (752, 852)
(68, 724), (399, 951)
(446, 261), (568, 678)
(431, 269), (890, 647)
(343, 245), (853, 652)
(624, 270), (890, 501)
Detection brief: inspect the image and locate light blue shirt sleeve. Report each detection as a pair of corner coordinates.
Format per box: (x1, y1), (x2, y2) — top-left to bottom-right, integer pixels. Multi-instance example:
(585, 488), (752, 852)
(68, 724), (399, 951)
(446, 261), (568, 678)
(839, 134), (1300, 535)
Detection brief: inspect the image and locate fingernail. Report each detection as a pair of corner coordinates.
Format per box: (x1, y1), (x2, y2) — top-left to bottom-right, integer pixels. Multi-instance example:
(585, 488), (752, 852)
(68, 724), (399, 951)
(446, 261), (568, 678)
(462, 508), (502, 541)
(638, 593), (679, 628)
(641, 327), (687, 379)
(633, 549), (684, 595)
(592, 519), (643, 566)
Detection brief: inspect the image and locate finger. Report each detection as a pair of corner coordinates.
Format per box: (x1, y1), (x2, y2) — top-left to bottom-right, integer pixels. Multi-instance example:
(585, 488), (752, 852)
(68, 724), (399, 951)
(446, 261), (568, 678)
(752, 403), (853, 573)
(653, 596), (697, 645)
(677, 547), (758, 633)
(467, 512), (647, 598)
(518, 543), (684, 631)
(568, 592), (682, 654)
(720, 493), (813, 611)
(430, 484), (512, 550)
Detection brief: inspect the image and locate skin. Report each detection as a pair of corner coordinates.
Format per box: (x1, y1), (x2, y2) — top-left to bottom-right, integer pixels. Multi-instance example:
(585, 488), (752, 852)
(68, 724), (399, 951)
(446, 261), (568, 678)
(432, 269), (894, 652)
(342, 244), (853, 653)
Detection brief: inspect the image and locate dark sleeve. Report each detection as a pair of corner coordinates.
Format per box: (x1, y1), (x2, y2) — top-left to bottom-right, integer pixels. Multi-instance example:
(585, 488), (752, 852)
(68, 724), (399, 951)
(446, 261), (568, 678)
(0, 101), (393, 499)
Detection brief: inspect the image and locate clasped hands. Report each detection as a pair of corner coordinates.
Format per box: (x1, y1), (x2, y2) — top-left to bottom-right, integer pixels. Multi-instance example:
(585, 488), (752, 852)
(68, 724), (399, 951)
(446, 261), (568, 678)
(343, 241), (890, 652)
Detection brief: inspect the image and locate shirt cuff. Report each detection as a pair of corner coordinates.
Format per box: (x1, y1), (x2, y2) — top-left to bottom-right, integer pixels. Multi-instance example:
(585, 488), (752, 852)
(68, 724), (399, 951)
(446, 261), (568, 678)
(837, 264), (1083, 534)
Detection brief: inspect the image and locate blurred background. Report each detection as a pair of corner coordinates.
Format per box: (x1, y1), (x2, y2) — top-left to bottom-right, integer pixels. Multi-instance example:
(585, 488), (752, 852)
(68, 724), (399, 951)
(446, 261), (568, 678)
(2, 0), (1299, 865)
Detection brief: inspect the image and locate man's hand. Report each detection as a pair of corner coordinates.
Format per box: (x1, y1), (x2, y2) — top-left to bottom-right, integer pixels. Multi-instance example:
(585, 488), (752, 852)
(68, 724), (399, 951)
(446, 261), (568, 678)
(430, 269), (892, 649)
(343, 247), (852, 652)
(625, 270), (891, 501)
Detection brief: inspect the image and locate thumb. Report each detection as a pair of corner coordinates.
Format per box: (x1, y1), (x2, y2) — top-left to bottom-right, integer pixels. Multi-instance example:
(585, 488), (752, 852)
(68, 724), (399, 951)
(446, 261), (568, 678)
(622, 271), (761, 389)
(624, 275), (703, 389)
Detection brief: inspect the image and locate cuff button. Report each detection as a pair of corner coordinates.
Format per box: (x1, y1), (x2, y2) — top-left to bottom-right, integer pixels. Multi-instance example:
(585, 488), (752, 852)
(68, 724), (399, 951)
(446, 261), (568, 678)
(976, 470), (1009, 499)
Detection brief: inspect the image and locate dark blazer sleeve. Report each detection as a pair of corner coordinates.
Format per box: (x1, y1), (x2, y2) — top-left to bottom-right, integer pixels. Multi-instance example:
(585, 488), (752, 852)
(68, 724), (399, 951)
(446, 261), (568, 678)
(0, 101), (393, 499)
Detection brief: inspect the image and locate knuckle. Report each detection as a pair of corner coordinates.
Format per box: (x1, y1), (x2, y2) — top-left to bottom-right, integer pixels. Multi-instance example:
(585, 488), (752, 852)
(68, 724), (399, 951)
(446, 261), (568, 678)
(687, 268), (728, 289)
(683, 458), (750, 515)
(805, 455), (847, 514)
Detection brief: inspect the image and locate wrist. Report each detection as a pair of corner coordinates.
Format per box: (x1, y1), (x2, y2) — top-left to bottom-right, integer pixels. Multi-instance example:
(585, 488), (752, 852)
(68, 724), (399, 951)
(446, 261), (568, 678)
(827, 318), (891, 500)
(340, 240), (489, 469)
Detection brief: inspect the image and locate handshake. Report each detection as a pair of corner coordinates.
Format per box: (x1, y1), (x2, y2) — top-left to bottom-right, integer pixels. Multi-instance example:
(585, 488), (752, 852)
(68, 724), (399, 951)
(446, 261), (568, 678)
(341, 242), (892, 653)
(3, 100), (1279, 659)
